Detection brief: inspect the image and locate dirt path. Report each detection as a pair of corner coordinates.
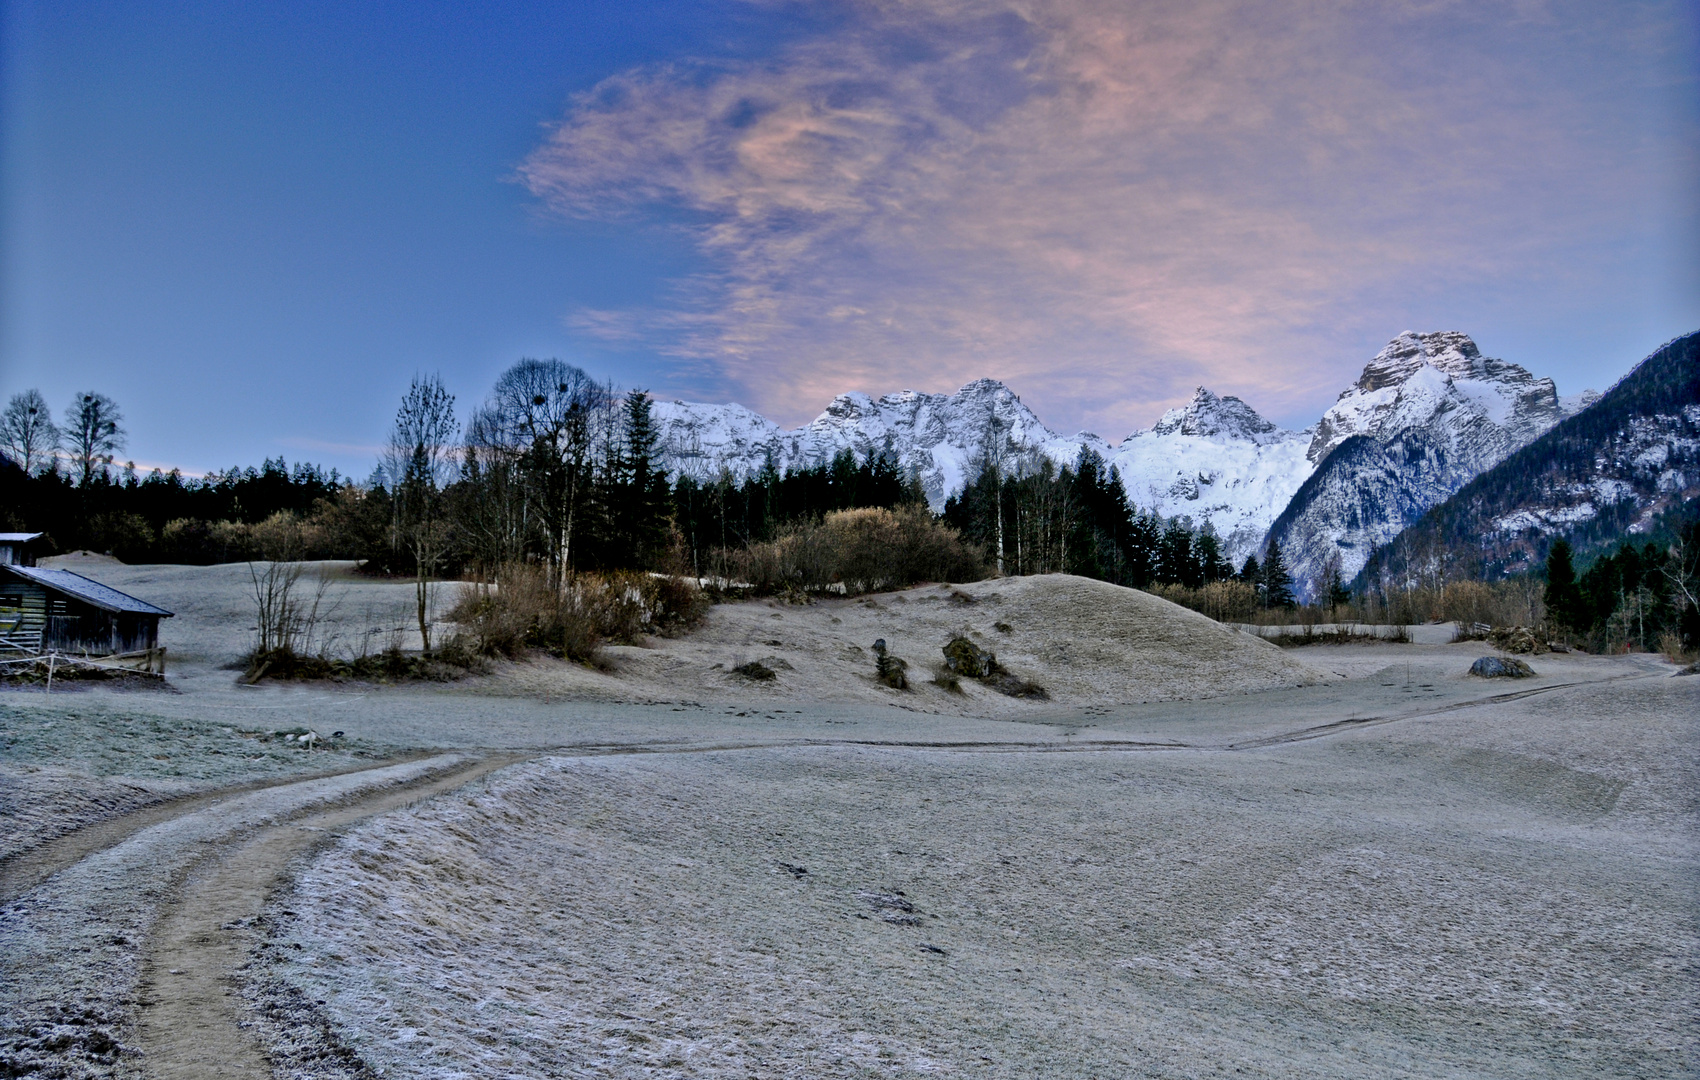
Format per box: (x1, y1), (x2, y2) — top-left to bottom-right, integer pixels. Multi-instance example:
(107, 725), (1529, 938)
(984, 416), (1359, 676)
(0, 754), (437, 906)
(129, 752), (525, 1079)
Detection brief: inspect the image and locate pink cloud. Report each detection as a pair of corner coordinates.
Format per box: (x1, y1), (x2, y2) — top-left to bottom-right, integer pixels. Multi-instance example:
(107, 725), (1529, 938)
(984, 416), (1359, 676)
(521, 0), (1681, 431)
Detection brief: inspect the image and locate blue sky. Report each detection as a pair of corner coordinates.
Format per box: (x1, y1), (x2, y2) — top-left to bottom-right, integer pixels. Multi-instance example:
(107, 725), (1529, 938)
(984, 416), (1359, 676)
(2, 0), (1696, 478)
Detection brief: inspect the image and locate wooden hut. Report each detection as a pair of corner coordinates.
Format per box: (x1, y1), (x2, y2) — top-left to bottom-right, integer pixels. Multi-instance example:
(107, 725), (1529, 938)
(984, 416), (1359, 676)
(0, 565), (173, 669)
(0, 532), (45, 567)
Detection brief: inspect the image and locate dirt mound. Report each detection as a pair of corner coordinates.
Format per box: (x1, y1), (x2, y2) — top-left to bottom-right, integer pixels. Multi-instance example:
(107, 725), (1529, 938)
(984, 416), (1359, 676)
(503, 573), (1323, 713)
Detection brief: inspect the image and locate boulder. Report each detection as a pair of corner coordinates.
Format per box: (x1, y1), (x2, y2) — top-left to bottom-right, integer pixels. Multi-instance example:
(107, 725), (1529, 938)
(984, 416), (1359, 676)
(1469, 656), (1535, 679)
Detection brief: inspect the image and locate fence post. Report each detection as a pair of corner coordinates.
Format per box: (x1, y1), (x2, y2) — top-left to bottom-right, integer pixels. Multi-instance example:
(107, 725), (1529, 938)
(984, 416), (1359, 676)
(46, 653), (54, 695)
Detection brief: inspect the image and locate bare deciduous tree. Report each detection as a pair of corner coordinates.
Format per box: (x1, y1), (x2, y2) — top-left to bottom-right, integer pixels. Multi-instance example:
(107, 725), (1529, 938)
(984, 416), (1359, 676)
(64, 391), (125, 486)
(384, 374), (458, 653)
(1, 390), (60, 475)
(482, 358), (611, 587)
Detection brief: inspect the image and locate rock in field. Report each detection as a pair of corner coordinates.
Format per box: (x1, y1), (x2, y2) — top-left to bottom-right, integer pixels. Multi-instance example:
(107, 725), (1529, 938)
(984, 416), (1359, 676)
(1469, 656), (1535, 679)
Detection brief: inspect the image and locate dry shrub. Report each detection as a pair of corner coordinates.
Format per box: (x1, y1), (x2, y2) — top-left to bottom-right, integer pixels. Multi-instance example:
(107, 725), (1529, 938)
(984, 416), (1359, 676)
(448, 563), (708, 663)
(1151, 581), (1259, 622)
(1658, 631), (1694, 664)
(713, 507), (985, 595)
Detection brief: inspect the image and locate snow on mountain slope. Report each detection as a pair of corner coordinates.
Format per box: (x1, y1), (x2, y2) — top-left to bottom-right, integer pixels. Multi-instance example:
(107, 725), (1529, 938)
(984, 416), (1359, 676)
(1359, 330), (1700, 587)
(1108, 389), (1313, 562)
(654, 331), (1583, 582)
(655, 381), (1311, 564)
(1307, 331), (1567, 468)
(654, 380), (1092, 512)
(1271, 332), (1576, 597)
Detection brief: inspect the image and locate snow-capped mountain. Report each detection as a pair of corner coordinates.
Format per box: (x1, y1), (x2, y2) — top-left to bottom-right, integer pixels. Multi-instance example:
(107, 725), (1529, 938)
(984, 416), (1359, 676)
(1360, 330), (1699, 587)
(1107, 389), (1313, 562)
(653, 379), (1089, 512)
(1307, 331), (1567, 467)
(1268, 332), (1575, 596)
(654, 381), (1312, 564)
(653, 330), (1589, 580)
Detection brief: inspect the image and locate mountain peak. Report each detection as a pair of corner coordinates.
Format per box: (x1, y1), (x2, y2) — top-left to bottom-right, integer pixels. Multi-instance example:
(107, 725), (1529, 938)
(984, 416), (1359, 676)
(1354, 331), (1487, 392)
(1149, 387), (1280, 441)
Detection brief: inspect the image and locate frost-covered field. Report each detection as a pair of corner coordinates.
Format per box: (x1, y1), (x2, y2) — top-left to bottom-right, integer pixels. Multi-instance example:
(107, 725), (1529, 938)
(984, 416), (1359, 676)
(0, 698), (392, 864)
(260, 675), (1698, 1079)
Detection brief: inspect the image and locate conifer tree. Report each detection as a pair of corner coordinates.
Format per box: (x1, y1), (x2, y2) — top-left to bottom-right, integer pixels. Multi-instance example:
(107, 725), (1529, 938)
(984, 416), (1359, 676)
(1260, 538), (1295, 608)
(1157, 519), (1199, 586)
(1543, 538), (1581, 631)
(1194, 530), (1233, 583)
(1124, 512), (1159, 587)
(611, 389), (671, 567)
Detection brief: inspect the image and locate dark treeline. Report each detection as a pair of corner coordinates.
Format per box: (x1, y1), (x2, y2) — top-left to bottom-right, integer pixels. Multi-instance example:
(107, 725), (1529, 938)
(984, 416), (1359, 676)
(0, 361), (934, 582)
(0, 457), (360, 564)
(943, 445), (1296, 605)
(671, 448), (922, 574)
(1544, 528), (1700, 653)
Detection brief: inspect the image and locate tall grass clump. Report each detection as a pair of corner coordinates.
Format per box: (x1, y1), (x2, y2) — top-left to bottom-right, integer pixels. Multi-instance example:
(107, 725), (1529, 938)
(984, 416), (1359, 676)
(710, 506), (984, 596)
(448, 563), (708, 663)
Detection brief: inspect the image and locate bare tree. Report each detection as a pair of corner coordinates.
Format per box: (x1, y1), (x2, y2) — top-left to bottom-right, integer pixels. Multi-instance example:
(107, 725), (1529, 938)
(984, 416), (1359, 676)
(63, 392), (125, 486)
(1, 390), (60, 475)
(457, 403), (531, 575)
(384, 374), (459, 653)
(482, 359), (610, 587)
(246, 515), (340, 665)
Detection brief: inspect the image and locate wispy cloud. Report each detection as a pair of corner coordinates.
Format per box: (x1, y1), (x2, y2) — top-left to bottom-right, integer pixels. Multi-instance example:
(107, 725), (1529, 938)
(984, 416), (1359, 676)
(522, 0), (1687, 433)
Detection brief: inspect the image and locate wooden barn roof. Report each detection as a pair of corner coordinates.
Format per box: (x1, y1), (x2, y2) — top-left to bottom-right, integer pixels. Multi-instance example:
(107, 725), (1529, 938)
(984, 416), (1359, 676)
(0, 565), (175, 617)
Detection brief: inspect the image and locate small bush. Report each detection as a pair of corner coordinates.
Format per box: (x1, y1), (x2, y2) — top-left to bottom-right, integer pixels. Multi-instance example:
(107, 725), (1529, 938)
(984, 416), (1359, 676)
(872, 638), (909, 689)
(241, 645), (477, 684)
(731, 660), (777, 681)
(931, 666), (963, 693)
(1151, 581), (1259, 622)
(988, 673), (1048, 699)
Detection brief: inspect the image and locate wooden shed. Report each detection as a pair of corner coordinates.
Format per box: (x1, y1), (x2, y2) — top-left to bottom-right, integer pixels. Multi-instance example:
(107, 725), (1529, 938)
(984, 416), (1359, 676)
(0, 565), (174, 662)
(0, 532), (45, 567)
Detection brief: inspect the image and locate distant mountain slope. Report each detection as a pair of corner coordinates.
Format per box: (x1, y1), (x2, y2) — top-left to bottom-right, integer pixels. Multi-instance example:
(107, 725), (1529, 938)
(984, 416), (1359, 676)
(1108, 388), (1312, 561)
(654, 381), (1313, 564)
(652, 380), (1088, 513)
(1357, 330), (1700, 588)
(1267, 332), (1576, 597)
(652, 330), (1583, 574)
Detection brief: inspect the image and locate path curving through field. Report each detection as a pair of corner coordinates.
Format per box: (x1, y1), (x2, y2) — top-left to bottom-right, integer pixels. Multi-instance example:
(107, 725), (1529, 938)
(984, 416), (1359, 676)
(130, 754), (528, 1079)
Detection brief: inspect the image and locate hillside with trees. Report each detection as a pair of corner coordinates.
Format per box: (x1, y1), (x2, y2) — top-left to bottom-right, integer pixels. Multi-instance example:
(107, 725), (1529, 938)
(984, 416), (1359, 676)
(1358, 330), (1699, 591)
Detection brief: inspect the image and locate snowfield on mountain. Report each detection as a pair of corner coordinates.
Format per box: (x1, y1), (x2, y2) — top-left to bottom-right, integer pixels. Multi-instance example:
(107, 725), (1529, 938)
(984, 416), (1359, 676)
(651, 331), (1591, 581)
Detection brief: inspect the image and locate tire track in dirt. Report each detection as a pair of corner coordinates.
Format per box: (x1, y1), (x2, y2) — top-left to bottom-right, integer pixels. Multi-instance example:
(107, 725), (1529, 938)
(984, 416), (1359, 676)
(1221, 672), (1654, 750)
(0, 753), (446, 906)
(132, 752), (527, 1080)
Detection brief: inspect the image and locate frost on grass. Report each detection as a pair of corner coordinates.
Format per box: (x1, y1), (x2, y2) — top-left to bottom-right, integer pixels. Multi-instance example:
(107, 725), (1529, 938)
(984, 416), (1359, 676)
(0, 701), (387, 862)
(261, 740), (1698, 1079)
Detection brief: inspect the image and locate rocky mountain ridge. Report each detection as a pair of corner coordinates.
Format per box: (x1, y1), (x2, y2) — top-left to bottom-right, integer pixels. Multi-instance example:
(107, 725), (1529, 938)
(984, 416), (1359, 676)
(653, 332), (1591, 575)
(1269, 332), (1576, 595)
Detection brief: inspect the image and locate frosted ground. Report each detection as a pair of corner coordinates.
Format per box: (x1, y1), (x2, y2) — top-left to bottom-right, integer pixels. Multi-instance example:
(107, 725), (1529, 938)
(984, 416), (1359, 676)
(1, 557), (1695, 1078)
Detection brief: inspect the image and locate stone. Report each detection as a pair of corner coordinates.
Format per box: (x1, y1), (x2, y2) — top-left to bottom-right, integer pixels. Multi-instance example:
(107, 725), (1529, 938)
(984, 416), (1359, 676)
(1469, 656), (1535, 678)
